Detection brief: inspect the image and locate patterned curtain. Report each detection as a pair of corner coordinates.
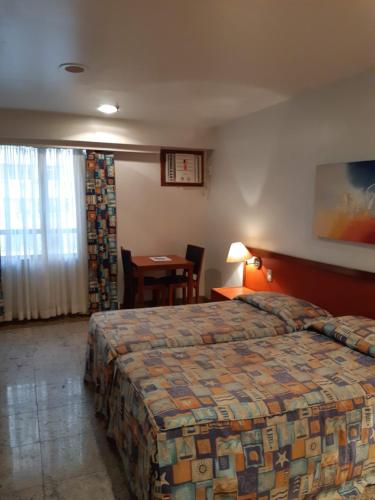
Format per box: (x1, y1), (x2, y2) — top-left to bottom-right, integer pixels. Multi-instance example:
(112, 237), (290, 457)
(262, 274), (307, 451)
(0, 252), (4, 321)
(86, 151), (118, 312)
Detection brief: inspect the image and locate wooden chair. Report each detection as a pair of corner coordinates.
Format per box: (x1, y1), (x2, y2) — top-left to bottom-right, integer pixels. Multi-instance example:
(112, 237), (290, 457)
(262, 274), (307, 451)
(121, 247), (166, 308)
(163, 244), (205, 305)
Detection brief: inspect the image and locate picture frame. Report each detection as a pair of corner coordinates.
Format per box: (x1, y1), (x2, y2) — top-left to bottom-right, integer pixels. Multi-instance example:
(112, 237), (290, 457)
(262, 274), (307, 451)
(160, 149), (204, 187)
(314, 161), (375, 245)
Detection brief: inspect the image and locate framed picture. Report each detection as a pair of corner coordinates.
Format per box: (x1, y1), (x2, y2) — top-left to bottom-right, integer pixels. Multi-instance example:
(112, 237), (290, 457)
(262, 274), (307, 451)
(160, 149), (204, 187)
(314, 161), (375, 245)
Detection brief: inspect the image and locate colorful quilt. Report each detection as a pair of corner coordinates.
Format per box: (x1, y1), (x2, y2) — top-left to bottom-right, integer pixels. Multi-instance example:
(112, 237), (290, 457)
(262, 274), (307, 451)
(109, 331), (375, 499)
(240, 291), (331, 330)
(85, 299), (291, 416)
(311, 316), (375, 358)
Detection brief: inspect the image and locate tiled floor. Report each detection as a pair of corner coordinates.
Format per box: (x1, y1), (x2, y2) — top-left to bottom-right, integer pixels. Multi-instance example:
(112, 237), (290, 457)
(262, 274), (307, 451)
(0, 318), (130, 500)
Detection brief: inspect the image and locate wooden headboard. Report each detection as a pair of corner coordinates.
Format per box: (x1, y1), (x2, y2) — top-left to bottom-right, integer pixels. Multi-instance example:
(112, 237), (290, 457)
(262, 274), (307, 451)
(244, 247), (375, 319)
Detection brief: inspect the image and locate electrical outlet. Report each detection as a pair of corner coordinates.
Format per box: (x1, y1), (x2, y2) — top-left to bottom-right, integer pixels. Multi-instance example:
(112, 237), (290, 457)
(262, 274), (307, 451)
(266, 269), (273, 283)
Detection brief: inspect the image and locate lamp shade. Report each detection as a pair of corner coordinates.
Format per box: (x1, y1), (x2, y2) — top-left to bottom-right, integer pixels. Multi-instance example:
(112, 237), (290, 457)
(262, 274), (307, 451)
(226, 242), (251, 263)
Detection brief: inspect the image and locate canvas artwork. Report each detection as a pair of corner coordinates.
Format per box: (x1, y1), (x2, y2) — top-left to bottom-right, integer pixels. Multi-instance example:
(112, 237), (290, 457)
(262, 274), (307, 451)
(314, 161), (375, 245)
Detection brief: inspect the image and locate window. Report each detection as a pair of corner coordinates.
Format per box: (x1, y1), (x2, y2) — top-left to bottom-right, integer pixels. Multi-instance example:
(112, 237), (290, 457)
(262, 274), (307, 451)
(0, 146), (83, 257)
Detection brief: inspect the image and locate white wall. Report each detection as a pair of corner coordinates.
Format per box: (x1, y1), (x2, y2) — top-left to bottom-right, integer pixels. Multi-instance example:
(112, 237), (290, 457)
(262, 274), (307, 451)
(205, 71), (375, 293)
(116, 153), (208, 301)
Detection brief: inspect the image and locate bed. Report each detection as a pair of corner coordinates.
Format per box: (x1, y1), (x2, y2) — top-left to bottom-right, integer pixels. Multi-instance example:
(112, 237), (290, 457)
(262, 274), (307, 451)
(108, 317), (375, 499)
(85, 293), (330, 416)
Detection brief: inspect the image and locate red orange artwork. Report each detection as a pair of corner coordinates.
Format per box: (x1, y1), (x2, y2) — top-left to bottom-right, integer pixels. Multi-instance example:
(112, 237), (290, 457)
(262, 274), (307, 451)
(314, 161), (375, 245)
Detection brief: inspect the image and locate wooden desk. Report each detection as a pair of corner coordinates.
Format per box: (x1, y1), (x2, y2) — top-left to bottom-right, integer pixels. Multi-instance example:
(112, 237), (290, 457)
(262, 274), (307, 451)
(132, 255), (194, 307)
(211, 286), (254, 301)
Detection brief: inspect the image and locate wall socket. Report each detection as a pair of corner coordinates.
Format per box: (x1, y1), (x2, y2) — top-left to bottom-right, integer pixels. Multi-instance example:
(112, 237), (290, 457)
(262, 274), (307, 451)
(266, 269), (273, 283)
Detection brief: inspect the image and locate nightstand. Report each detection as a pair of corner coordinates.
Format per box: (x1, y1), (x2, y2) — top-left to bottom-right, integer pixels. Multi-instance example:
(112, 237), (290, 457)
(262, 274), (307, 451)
(211, 286), (254, 302)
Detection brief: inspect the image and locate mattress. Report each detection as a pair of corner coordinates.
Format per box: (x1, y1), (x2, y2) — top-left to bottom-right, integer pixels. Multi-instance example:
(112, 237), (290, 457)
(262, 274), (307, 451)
(108, 331), (375, 499)
(84, 299), (291, 416)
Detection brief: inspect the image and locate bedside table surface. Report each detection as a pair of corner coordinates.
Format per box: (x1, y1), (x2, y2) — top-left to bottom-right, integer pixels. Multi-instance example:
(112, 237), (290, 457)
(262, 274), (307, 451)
(211, 286), (254, 300)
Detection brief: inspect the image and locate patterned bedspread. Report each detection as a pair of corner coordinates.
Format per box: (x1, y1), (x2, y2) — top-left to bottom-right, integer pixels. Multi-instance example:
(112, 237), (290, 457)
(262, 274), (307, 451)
(84, 300), (291, 415)
(109, 332), (375, 499)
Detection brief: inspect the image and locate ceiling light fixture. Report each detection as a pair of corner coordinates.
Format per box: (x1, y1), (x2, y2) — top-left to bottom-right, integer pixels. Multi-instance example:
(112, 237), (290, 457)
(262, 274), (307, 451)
(97, 104), (119, 114)
(59, 63), (87, 73)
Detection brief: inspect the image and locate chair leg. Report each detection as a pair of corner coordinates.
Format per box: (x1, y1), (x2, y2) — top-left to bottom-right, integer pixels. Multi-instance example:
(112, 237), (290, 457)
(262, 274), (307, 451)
(169, 286), (175, 306)
(124, 289), (136, 309)
(195, 283), (199, 304)
(182, 287), (187, 304)
(161, 287), (166, 306)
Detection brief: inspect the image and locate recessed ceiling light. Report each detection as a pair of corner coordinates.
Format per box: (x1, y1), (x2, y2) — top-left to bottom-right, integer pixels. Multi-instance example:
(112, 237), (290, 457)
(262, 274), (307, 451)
(59, 63), (87, 73)
(97, 104), (119, 114)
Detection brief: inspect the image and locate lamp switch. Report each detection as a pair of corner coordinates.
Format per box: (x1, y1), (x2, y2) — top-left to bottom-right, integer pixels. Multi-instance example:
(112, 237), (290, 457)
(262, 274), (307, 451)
(266, 269), (273, 283)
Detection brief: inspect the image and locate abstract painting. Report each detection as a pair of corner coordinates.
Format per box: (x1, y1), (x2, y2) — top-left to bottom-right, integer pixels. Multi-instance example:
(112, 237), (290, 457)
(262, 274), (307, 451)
(314, 161), (375, 245)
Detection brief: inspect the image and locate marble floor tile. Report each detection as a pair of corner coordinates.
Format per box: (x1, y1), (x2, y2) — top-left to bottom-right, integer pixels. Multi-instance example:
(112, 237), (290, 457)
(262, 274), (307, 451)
(0, 356), (34, 372)
(0, 442), (42, 493)
(31, 337), (71, 350)
(0, 412), (39, 448)
(30, 324), (70, 337)
(0, 329), (35, 344)
(92, 440), (130, 500)
(0, 383), (37, 417)
(34, 362), (83, 386)
(38, 402), (97, 442)
(36, 379), (92, 410)
(0, 366), (35, 388)
(0, 484), (44, 500)
(62, 322), (89, 335)
(44, 471), (123, 500)
(0, 345), (37, 362)
(41, 434), (106, 482)
(33, 347), (80, 366)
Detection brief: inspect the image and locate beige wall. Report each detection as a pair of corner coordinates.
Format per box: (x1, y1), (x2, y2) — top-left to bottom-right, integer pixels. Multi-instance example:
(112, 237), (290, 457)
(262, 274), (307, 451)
(116, 153), (209, 301)
(205, 71), (375, 294)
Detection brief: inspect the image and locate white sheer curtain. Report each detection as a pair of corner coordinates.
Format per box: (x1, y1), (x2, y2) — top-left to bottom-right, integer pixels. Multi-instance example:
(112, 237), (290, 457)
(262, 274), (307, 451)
(0, 146), (88, 320)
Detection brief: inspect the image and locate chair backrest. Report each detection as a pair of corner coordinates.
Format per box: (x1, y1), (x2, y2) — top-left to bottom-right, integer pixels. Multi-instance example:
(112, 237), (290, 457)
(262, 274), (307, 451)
(185, 244), (205, 280)
(121, 247), (136, 308)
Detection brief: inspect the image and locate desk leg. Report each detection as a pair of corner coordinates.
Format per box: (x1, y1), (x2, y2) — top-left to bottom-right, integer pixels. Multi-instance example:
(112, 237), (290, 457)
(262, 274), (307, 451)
(138, 269), (145, 307)
(187, 267), (193, 304)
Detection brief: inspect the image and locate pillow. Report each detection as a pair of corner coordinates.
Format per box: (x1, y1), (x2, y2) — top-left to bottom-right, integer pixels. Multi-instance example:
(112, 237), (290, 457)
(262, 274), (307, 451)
(310, 315), (375, 357)
(238, 291), (332, 330)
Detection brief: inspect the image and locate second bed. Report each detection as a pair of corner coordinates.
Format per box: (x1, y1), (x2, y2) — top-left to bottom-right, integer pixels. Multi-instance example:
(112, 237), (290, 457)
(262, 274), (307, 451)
(85, 292), (331, 416)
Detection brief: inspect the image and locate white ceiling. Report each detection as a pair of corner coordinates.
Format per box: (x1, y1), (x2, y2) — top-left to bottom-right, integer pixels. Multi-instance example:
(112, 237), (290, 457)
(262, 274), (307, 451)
(1, 0), (375, 126)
